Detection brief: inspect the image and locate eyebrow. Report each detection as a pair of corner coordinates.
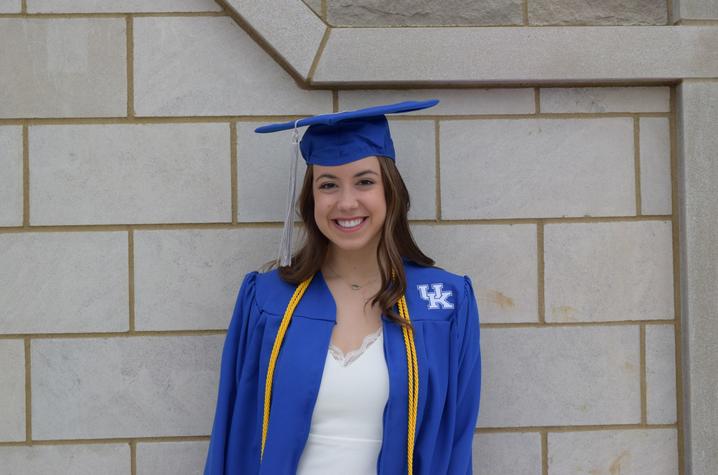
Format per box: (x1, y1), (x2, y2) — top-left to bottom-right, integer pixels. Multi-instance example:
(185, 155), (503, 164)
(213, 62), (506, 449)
(315, 170), (379, 182)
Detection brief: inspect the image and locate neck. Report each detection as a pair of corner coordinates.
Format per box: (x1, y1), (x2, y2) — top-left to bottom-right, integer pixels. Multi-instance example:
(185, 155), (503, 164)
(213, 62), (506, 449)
(323, 243), (380, 282)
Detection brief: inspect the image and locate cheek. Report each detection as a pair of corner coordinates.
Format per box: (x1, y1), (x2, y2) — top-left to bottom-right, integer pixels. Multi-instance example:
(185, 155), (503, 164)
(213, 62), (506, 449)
(313, 195), (329, 221)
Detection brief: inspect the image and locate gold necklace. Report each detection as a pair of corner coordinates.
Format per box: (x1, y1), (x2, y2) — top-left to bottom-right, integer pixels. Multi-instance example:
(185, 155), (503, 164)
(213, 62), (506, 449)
(325, 261), (380, 291)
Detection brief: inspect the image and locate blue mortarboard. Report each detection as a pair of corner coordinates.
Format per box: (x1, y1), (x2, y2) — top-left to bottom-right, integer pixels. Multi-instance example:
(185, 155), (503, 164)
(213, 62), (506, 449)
(254, 99), (440, 266)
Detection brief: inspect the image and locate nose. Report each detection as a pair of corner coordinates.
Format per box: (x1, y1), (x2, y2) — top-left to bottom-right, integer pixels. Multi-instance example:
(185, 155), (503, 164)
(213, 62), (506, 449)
(336, 186), (359, 211)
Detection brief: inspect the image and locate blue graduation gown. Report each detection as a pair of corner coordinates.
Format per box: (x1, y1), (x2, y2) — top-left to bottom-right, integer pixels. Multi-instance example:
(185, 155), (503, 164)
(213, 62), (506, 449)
(204, 257), (482, 474)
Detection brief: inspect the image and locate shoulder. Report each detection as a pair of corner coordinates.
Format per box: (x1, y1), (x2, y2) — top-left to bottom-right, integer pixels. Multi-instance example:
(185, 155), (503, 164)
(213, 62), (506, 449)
(403, 258), (474, 320)
(245, 267), (298, 314)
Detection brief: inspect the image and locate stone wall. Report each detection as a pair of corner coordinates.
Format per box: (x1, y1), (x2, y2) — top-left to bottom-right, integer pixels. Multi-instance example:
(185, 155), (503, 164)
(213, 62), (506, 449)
(304, 0), (668, 26)
(0, 1), (681, 474)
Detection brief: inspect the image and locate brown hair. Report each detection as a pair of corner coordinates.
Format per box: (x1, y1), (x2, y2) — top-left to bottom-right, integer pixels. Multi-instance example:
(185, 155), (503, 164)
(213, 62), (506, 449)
(259, 156), (435, 329)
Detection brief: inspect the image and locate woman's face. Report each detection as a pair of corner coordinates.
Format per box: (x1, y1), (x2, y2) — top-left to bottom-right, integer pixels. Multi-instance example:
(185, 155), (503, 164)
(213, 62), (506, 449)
(313, 155), (387, 254)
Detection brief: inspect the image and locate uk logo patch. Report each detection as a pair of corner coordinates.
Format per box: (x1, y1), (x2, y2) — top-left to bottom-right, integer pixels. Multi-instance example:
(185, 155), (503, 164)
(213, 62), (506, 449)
(417, 283), (455, 310)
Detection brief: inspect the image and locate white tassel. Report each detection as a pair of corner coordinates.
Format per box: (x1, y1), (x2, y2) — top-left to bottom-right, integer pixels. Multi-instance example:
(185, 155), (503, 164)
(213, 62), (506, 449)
(277, 122), (301, 267)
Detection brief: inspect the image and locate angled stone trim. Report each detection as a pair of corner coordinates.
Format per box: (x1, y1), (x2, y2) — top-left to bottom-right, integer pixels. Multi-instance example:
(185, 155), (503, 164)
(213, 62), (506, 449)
(313, 26), (718, 85)
(218, 0), (718, 85)
(221, 0), (327, 80)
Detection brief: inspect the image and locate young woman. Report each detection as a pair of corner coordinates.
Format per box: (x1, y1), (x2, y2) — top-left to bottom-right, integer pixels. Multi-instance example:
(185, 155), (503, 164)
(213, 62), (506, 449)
(204, 100), (482, 474)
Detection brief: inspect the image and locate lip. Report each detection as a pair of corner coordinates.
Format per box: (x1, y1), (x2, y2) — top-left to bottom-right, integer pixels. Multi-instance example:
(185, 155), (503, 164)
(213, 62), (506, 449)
(332, 216), (367, 233)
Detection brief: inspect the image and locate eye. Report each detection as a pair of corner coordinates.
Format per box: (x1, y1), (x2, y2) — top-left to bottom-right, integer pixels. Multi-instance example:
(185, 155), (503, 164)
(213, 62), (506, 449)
(318, 182), (335, 190)
(358, 179), (375, 186)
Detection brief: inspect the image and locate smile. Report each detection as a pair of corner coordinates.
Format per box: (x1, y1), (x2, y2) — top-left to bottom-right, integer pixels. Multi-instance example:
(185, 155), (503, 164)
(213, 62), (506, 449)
(332, 217), (367, 232)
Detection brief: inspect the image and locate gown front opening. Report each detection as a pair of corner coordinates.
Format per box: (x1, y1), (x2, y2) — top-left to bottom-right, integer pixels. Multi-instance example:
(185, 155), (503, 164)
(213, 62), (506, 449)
(296, 325), (390, 474)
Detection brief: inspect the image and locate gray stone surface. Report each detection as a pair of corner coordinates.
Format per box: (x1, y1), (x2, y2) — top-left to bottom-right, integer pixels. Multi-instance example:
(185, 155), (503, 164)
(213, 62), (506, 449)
(0, 444), (130, 475)
(29, 123), (231, 225)
(646, 324), (677, 424)
(236, 119), (435, 221)
(134, 228), (280, 331)
(303, 0), (322, 17)
(312, 26), (718, 84)
(548, 428), (678, 475)
(672, 0), (718, 20)
(472, 432), (542, 475)
(529, 0), (667, 25)
(133, 17), (331, 116)
(0, 126), (22, 227)
(544, 221), (674, 322)
(136, 441), (209, 475)
(339, 88), (535, 115)
(540, 86), (670, 113)
(411, 223), (538, 324)
(32, 335), (223, 439)
(0, 232), (128, 334)
(478, 326), (640, 427)
(385, 120), (436, 220)
(676, 80), (718, 475)
(0, 0), (20, 13)
(640, 117), (672, 215)
(224, 0), (327, 78)
(327, 0), (522, 26)
(0, 19), (126, 119)
(236, 122), (308, 222)
(27, 0), (221, 12)
(440, 118), (635, 219)
(0, 340), (24, 441)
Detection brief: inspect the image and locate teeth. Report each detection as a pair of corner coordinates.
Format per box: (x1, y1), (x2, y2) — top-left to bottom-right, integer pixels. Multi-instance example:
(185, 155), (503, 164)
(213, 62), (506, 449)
(336, 218), (363, 228)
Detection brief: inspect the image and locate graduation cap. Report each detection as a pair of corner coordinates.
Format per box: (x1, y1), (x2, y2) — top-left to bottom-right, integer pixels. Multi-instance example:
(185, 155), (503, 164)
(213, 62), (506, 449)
(254, 99), (440, 267)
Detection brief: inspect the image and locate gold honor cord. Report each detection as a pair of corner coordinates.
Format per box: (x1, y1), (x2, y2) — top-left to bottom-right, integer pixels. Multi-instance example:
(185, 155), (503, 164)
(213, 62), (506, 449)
(260, 271), (419, 475)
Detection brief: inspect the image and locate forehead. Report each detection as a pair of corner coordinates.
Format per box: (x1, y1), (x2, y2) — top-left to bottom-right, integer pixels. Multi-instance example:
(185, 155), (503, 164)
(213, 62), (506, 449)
(313, 155), (381, 179)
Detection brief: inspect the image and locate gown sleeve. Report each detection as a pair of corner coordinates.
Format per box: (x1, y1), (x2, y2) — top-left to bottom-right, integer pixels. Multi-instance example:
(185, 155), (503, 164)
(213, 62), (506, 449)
(447, 275), (482, 474)
(204, 270), (259, 475)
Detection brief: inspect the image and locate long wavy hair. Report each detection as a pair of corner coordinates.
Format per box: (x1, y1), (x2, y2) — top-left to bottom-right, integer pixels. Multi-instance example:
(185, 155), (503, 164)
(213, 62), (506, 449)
(260, 155), (435, 329)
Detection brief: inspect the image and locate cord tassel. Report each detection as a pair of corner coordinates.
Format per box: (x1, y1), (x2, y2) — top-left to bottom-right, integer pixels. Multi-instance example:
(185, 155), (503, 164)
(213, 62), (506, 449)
(277, 122), (301, 267)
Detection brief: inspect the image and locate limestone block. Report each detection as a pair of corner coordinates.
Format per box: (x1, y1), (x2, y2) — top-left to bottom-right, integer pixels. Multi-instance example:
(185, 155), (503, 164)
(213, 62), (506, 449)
(544, 221), (674, 322)
(646, 324), (677, 424)
(133, 17), (331, 116)
(0, 340), (24, 441)
(27, 0), (221, 12)
(674, 0), (718, 19)
(29, 123), (231, 225)
(0, 19), (126, 118)
(440, 118), (635, 219)
(540, 87), (670, 113)
(0, 0), (20, 13)
(0, 444), (130, 475)
(236, 121), (308, 222)
(472, 432), (542, 475)
(676, 80), (718, 473)
(327, 0), (522, 26)
(134, 228), (280, 331)
(386, 120), (436, 220)
(548, 428), (678, 475)
(478, 326), (641, 427)
(411, 223), (538, 324)
(313, 27), (718, 84)
(32, 335), (223, 439)
(303, 0), (322, 17)
(223, 0), (327, 78)
(529, 0), (667, 25)
(339, 88), (534, 115)
(640, 117), (672, 215)
(0, 232), (128, 334)
(0, 126), (22, 227)
(136, 441), (209, 475)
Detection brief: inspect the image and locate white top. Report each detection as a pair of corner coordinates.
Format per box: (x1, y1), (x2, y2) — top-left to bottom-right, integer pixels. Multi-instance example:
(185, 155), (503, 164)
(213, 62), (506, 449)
(296, 326), (390, 475)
